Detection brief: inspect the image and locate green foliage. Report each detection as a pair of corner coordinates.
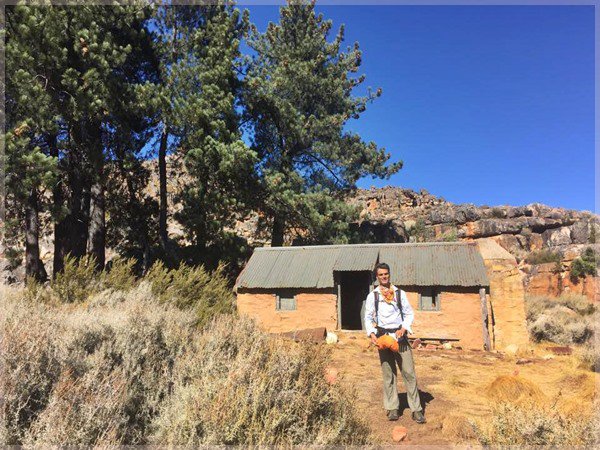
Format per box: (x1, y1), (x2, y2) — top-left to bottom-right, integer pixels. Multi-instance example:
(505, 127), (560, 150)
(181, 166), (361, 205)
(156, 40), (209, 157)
(440, 228), (459, 242)
(525, 249), (562, 265)
(145, 261), (234, 327)
(52, 255), (100, 303)
(102, 257), (138, 292)
(570, 247), (597, 281)
(244, 0), (401, 245)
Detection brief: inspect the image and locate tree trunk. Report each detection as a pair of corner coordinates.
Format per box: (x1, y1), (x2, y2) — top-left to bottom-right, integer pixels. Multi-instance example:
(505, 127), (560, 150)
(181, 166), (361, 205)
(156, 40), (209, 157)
(87, 124), (105, 270)
(25, 189), (48, 282)
(87, 172), (105, 269)
(271, 215), (285, 247)
(49, 134), (66, 277)
(158, 123), (169, 250)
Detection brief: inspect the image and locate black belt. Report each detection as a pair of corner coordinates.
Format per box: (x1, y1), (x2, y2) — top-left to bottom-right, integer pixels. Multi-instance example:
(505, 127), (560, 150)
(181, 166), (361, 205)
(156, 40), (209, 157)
(376, 326), (400, 334)
(375, 326), (408, 341)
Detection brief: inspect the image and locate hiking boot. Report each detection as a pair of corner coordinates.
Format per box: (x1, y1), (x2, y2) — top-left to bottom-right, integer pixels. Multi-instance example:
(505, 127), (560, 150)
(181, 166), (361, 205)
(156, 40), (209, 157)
(387, 409), (399, 421)
(412, 410), (426, 424)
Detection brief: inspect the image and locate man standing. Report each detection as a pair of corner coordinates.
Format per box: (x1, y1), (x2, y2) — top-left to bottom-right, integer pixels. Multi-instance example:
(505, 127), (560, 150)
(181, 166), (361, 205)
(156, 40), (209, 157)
(364, 262), (426, 423)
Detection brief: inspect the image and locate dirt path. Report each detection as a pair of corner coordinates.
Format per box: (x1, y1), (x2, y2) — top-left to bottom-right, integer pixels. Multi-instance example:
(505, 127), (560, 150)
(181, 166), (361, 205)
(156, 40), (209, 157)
(329, 331), (598, 445)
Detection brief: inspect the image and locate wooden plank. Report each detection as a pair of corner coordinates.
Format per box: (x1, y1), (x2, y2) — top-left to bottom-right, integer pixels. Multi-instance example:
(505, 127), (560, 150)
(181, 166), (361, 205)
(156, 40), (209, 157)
(480, 287), (491, 351)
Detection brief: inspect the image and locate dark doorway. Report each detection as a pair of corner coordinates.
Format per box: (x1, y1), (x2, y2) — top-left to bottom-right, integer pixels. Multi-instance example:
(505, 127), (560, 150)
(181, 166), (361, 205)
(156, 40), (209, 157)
(339, 271), (371, 330)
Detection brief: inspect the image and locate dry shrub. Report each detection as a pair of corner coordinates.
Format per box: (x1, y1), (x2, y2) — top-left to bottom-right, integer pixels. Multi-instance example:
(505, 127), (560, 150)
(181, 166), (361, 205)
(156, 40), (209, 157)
(474, 401), (598, 446)
(23, 368), (129, 446)
(486, 375), (546, 405)
(1, 303), (63, 444)
(556, 372), (597, 417)
(2, 283), (369, 446)
(526, 294), (598, 345)
(150, 314), (371, 446)
(1, 283), (197, 446)
(579, 341), (600, 372)
(442, 415), (476, 441)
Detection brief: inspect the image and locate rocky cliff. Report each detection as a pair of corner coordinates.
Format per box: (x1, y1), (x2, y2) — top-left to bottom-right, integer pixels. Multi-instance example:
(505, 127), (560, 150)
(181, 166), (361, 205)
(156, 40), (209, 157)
(345, 187), (598, 300)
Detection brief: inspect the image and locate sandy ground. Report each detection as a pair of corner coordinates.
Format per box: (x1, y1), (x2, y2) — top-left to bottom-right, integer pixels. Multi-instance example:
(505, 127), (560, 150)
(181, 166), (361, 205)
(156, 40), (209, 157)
(329, 331), (598, 446)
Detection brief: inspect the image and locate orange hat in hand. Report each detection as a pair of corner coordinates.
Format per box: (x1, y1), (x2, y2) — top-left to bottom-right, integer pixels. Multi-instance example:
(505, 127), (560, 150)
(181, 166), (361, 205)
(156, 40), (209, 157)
(376, 334), (399, 352)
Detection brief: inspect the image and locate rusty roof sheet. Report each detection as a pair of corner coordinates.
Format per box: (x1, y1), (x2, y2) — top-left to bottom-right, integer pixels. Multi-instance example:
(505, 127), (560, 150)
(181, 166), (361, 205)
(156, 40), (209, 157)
(234, 242), (489, 290)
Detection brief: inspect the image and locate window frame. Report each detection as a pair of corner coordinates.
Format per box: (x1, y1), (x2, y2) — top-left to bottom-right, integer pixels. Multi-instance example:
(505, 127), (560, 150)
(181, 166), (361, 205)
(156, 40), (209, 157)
(275, 290), (297, 311)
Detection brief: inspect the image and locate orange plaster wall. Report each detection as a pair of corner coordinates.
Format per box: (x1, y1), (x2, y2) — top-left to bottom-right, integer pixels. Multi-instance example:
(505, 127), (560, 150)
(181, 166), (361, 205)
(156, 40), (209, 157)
(236, 292), (337, 333)
(404, 291), (485, 350)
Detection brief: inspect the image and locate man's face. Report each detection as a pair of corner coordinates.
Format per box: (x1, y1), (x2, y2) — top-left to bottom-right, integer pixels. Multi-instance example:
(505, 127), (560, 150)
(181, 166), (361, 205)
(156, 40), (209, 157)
(376, 268), (390, 286)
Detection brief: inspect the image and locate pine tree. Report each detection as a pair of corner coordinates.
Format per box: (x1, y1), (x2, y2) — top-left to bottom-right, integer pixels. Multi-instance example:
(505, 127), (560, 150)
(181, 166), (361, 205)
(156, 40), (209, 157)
(245, 0), (401, 246)
(5, 5), (60, 281)
(152, 4), (255, 259)
(174, 5), (255, 254)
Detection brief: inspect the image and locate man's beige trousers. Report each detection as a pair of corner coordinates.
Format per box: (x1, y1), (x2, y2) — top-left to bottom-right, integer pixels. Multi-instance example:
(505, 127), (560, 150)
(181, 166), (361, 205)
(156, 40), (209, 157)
(378, 340), (423, 412)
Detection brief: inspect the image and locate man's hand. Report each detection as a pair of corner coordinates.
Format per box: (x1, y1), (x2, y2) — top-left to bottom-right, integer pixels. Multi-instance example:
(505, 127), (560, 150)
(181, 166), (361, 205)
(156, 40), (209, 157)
(370, 333), (378, 345)
(395, 327), (408, 339)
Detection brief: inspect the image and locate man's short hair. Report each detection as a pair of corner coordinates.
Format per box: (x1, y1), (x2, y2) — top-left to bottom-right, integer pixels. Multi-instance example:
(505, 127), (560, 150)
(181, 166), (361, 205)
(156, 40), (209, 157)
(374, 262), (390, 276)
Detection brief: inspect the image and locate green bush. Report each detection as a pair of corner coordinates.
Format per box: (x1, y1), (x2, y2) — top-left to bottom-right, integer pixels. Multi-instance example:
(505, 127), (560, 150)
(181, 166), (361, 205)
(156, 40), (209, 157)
(570, 247), (597, 281)
(407, 219), (433, 242)
(52, 255), (99, 303)
(145, 261), (234, 327)
(525, 249), (562, 265)
(102, 257), (138, 292)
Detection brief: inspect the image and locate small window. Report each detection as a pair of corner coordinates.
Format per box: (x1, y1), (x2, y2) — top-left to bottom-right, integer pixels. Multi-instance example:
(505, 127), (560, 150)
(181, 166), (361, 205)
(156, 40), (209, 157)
(276, 291), (297, 311)
(419, 287), (441, 311)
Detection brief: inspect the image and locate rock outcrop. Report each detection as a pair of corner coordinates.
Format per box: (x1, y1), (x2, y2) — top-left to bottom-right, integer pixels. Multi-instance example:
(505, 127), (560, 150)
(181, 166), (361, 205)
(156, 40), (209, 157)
(347, 187), (598, 301)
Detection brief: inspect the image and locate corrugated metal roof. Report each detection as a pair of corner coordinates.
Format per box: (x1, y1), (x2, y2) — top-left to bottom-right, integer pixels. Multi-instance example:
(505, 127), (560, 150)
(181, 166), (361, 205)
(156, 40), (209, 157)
(236, 246), (340, 289)
(333, 246), (379, 271)
(379, 243), (488, 287)
(235, 242), (489, 290)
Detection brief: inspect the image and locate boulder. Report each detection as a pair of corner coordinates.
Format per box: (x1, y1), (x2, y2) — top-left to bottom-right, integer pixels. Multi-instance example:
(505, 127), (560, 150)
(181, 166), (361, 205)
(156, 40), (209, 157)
(571, 220), (592, 244)
(325, 332), (338, 345)
(392, 425), (408, 442)
(542, 227), (572, 247)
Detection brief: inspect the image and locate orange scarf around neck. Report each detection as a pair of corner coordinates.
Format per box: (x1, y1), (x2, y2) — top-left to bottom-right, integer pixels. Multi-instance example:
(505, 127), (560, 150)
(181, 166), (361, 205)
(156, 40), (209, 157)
(379, 285), (395, 304)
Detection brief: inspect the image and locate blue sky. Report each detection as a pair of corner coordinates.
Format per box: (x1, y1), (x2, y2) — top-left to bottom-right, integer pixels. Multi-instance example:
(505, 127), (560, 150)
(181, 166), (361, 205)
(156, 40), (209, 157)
(243, 5), (595, 212)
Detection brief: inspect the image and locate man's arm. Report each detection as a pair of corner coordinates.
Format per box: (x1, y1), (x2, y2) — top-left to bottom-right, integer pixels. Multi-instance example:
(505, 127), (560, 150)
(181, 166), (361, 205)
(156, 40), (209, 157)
(364, 292), (377, 341)
(400, 290), (414, 334)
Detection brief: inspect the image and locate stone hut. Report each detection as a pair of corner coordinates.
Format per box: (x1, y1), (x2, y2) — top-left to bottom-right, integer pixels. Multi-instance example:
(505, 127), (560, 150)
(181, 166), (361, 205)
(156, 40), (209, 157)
(235, 242), (500, 349)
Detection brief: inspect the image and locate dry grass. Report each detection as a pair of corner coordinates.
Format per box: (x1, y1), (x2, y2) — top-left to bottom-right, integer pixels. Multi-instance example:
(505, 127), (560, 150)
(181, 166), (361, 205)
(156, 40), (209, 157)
(485, 375), (546, 405)
(1, 282), (369, 446)
(473, 401), (598, 446)
(441, 415), (476, 441)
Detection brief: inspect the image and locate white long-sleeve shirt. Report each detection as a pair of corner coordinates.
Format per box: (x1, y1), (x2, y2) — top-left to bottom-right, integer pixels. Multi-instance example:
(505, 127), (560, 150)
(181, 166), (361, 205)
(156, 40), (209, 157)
(364, 285), (414, 337)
